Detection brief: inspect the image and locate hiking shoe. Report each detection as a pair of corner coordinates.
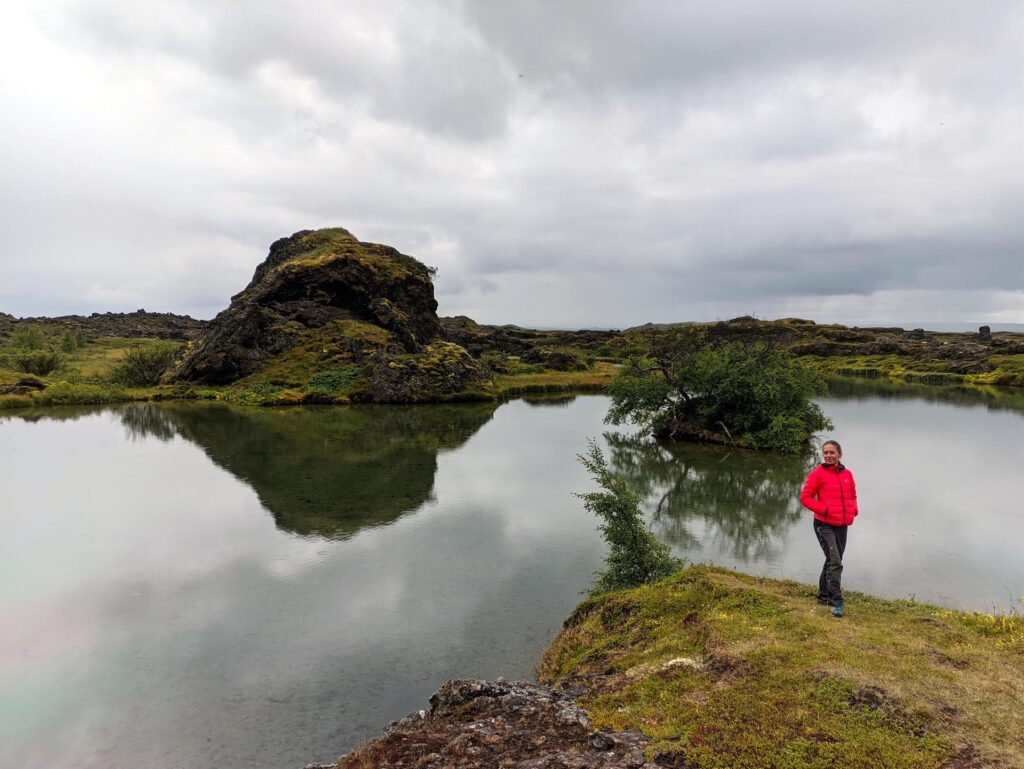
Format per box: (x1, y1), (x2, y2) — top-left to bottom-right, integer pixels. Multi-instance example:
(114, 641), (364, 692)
(816, 596), (830, 605)
(831, 603), (845, 618)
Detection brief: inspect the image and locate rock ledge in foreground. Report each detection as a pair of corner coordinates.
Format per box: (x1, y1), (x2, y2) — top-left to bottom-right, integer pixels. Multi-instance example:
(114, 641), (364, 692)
(319, 678), (672, 769)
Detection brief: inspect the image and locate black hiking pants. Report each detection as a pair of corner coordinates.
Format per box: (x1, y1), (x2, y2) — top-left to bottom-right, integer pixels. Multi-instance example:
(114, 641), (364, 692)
(813, 519), (848, 607)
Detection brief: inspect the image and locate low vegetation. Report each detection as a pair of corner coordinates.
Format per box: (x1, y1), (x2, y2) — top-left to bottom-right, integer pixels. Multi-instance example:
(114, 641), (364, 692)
(577, 440), (681, 593)
(540, 565), (1024, 769)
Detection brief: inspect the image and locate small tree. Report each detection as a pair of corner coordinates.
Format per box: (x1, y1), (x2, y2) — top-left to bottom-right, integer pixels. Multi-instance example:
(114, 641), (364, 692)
(606, 327), (831, 454)
(577, 439), (682, 593)
(60, 330), (87, 353)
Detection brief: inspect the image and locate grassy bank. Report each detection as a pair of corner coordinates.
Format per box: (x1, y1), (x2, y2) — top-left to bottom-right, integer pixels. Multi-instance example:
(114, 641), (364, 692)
(798, 353), (1024, 387)
(493, 361), (617, 398)
(540, 565), (1023, 769)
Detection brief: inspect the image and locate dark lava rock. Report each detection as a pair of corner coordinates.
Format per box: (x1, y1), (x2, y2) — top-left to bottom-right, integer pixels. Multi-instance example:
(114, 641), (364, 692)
(439, 316), (617, 364)
(0, 377), (48, 396)
(788, 340), (859, 357)
(931, 342), (988, 361)
(368, 342), (492, 402)
(992, 339), (1024, 354)
(2, 310), (205, 341)
(862, 336), (914, 355)
(520, 348), (588, 371)
(905, 328), (927, 340)
(330, 678), (673, 769)
(169, 229), (442, 384)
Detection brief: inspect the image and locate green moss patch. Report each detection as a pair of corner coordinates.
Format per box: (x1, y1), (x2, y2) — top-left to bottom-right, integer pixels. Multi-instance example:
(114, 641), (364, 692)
(274, 228), (432, 284)
(540, 566), (1024, 768)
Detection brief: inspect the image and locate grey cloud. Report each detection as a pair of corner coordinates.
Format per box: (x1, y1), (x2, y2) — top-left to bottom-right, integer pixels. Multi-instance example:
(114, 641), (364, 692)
(1, 1), (1021, 324)
(52, 0), (515, 141)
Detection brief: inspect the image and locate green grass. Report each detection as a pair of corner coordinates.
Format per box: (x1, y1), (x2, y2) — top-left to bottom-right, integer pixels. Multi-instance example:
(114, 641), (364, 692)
(800, 353), (1024, 388)
(540, 565), (1023, 769)
(0, 330), (187, 408)
(493, 361), (618, 397)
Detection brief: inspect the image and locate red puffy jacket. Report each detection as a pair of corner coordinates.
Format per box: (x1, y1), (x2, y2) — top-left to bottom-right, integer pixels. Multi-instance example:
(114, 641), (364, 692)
(800, 463), (858, 526)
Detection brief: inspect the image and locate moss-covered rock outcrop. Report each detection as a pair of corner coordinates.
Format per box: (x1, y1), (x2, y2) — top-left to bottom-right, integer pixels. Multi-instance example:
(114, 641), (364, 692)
(166, 228), (496, 402)
(169, 228), (443, 384)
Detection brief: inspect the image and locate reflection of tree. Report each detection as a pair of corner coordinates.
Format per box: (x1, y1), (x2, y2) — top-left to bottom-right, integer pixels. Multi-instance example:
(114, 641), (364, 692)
(519, 394), (577, 408)
(827, 376), (1024, 414)
(122, 402), (497, 539)
(121, 404), (177, 442)
(604, 432), (816, 561)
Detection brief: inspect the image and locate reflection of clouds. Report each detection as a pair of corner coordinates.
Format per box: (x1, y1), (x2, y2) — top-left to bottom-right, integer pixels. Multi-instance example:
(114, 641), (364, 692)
(0, 399), (607, 768)
(4, 392), (1020, 768)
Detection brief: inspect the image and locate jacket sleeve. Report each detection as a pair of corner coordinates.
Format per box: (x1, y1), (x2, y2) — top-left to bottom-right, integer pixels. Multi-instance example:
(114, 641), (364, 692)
(799, 470), (827, 515)
(850, 472), (858, 517)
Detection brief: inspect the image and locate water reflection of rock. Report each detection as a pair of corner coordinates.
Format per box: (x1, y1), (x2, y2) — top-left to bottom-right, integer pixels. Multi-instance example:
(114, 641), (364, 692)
(121, 402), (498, 538)
(604, 433), (816, 561)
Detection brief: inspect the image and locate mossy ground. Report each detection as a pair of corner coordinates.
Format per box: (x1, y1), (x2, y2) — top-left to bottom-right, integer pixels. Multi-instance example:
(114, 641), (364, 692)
(797, 353), (1024, 387)
(540, 565), (1023, 769)
(493, 361), (618, 397)
(281, 228), (430, 283)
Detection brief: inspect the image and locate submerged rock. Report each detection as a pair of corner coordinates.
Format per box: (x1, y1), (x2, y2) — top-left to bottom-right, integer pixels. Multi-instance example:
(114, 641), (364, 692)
(329, 678), (672, 769)
(169, 228), (443, 384)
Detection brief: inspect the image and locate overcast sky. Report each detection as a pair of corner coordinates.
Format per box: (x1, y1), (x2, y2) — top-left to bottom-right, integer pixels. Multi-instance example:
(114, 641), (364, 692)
(1, 1), (1022, 327)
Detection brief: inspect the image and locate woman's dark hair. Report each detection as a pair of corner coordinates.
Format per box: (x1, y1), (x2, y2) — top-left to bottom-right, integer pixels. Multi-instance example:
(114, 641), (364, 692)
(822, 439), (842, 454)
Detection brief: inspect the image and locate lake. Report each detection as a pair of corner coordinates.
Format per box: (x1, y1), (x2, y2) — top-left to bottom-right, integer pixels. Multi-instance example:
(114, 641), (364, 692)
(1, 380), (1021, 768)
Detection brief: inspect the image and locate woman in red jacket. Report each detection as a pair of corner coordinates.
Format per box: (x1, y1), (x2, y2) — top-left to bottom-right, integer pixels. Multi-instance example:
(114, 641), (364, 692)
(800, 439), (858, 618)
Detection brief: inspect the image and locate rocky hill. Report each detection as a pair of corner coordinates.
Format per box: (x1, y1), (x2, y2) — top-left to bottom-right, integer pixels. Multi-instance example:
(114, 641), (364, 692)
(168, 228), (491, 402)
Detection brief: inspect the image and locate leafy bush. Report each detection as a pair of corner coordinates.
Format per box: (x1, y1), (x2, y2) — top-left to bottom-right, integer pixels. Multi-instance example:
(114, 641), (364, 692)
(607, 327), (832, 454)
(577, 440), (682, 594)
(59, 330), (87, 352)
(109, 344), (179, 386)
(8, 327), (46, 350)
(8, 349), (65, 376)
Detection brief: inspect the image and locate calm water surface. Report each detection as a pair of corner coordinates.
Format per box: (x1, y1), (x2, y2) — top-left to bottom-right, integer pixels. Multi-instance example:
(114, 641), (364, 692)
(1, 381), (1021, 768)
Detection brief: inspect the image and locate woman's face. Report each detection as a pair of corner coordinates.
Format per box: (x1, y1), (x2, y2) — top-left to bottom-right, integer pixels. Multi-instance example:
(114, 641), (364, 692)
(822, 444), (841, 465)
